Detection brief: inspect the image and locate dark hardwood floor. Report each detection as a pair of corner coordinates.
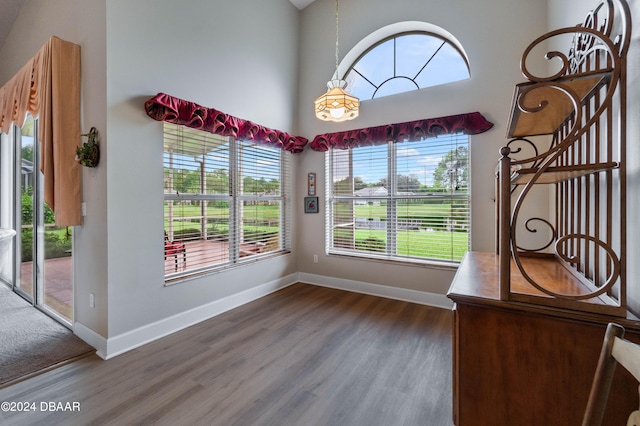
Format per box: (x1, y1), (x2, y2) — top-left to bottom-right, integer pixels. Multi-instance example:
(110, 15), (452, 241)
(0, 283), (453, 426)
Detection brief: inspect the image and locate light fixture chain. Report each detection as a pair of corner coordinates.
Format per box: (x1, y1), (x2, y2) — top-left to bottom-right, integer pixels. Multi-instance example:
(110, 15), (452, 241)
(314, 0), (359, 122)
(335, 0), (340, 79)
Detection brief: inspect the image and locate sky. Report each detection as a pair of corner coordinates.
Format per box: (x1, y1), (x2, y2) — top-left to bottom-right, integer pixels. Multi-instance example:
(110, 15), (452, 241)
(333, 134), (468, 187)
(345, 33), (469, 101)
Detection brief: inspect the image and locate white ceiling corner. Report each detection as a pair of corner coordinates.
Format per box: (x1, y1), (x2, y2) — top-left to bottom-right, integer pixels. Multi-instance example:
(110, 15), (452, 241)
(289, 0), (317, 10)
(0, 0), (25, 51)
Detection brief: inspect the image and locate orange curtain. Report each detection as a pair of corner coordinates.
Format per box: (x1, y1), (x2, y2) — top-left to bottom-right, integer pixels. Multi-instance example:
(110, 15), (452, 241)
(0, 36), (81, 226)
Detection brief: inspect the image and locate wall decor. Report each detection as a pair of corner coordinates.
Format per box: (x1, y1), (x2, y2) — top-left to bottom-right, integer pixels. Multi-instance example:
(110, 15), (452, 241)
(307, 172), (316, 196)
(76, 127), (100, 167)
(304, 197), (319, 214)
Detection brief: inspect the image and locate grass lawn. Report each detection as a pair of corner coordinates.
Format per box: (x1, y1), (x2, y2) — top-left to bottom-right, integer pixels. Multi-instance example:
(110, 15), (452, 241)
(166, 201), (461, 220)
(165, 203), (280, 218)
(165, 203), (281, 234)
(165, 202), (468, 260)
(342, 228), (468, 261)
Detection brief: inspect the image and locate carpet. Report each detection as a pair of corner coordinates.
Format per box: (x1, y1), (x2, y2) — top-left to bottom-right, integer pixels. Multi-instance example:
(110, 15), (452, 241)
(0, 284), (95, 387)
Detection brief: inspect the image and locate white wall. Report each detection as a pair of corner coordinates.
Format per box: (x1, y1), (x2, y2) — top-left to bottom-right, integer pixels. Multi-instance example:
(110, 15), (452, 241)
(296, 0), (547, 295)
(104, 0), (301, 340)
(0, 0), (109, 336)
(627, 0), (640, 316)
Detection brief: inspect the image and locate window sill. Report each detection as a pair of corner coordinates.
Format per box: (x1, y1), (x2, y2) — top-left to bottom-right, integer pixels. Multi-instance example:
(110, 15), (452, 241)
(326, 250), (461, 271)
(164, 250), (292, 286)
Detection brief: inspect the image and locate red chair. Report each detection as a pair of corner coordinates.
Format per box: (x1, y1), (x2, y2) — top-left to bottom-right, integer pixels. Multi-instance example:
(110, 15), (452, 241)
(164, 232), (186, 271)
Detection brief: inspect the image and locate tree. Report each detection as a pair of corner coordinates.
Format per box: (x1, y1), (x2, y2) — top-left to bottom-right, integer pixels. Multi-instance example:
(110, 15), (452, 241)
(375, 177), (387, 188)
(374, 175), (421, 192)
(21, 186), (55, 224)
(353, 177), (366, 191)
(333, 176), (366, 193)
(21, 144), (34, 162)
(21, 118), (34, 137)
(173, 169), (200, 194)
(397, 175), (421, 192)
(206, 169), (229, 194)
(433, 146), (468, 191)
(20, 118), (35, 162)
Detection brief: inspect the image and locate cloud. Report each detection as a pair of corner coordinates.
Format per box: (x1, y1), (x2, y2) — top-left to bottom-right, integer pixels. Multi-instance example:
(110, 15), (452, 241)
(397, 147), (421, 157)
(417, 155), (442, 167)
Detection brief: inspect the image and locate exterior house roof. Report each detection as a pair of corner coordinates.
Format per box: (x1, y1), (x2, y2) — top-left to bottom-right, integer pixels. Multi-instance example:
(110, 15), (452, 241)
(354, 186), (388, 197)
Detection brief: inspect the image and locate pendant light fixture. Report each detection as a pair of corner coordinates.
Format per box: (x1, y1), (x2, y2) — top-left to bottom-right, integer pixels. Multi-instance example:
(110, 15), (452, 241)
(314, 0), (359, 122)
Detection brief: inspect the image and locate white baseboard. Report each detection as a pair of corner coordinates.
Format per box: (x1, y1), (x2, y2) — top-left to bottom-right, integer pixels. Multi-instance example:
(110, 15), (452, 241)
(75, 272), (451, 360)
(73, 321), (108, 359)
(98, 273), (297, 359)
(297, 272), (453, 309)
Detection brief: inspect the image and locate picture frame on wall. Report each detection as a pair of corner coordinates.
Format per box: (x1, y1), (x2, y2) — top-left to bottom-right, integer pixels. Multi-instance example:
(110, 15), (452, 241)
(304, 196), (319, 214)
(307, 172), (316, 196)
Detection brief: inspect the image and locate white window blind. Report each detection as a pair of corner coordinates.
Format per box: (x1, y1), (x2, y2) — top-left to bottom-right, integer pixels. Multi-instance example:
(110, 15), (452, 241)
(326, 134), (469, 264)
(163, 123), (290, 281)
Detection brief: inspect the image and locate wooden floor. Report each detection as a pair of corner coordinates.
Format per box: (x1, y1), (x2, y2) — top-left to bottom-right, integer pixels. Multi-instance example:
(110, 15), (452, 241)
(0, 283), (453, 426)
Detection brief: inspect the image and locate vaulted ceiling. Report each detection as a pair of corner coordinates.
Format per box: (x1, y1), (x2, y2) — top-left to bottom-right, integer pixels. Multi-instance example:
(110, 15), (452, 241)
(0, 0), (25, 52)
(0, 0), (317, 54)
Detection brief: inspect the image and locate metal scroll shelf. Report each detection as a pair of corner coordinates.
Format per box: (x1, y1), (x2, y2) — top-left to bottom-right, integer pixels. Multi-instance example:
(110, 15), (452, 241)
(496, 0), (631, 317)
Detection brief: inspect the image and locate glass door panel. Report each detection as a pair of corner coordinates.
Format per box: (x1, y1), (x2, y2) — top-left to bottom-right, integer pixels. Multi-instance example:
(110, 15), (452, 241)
(17, 118), (35, 301)
(43, 224), (72, 321)
(14, 116), (72, 324)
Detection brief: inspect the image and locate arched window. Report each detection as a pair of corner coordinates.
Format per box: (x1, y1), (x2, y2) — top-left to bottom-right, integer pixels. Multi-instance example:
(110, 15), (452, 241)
(343, 30), (470, 100)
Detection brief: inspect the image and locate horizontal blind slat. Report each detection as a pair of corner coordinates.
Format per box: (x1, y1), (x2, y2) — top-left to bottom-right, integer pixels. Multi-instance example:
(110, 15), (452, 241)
(327, 133), (470, 263)
(164, 123), (289, 280)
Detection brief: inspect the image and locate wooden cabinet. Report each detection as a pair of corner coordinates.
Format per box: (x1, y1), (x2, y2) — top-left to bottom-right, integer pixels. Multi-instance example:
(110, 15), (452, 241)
(449, 252), (640, 426)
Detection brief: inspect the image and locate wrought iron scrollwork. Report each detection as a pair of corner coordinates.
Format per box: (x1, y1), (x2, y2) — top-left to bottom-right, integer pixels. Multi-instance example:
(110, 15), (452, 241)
(497, 0), (629, 315)
(520, 2), (625, 84)
(514, 218), (557, 253)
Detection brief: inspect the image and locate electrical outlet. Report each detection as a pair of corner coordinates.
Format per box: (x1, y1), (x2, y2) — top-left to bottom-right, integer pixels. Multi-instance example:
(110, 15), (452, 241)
(313, 254), (318, 263)
(82, 202), (87, 217)
(89, 293), (95, 308)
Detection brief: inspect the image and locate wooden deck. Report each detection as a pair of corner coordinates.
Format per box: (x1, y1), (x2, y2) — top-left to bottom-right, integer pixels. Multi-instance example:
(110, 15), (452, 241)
(12, 240), (239, 321)
(19, 257), (73, 321)
(164, 239), (273, 275)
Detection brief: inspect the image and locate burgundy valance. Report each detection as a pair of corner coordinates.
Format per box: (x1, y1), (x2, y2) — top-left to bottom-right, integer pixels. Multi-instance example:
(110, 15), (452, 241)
(309, 112), (493, 151)
(144, 93), (308, 153)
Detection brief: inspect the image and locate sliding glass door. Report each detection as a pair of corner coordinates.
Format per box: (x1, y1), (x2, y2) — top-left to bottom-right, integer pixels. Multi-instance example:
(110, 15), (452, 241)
(0, 116), (73, 324)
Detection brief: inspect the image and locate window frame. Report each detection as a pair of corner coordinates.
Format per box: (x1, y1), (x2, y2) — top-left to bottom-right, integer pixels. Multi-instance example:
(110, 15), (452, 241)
(325, 134), (470, 268)
(163, 124), (291, 283)
(343, 30), (470, 100)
